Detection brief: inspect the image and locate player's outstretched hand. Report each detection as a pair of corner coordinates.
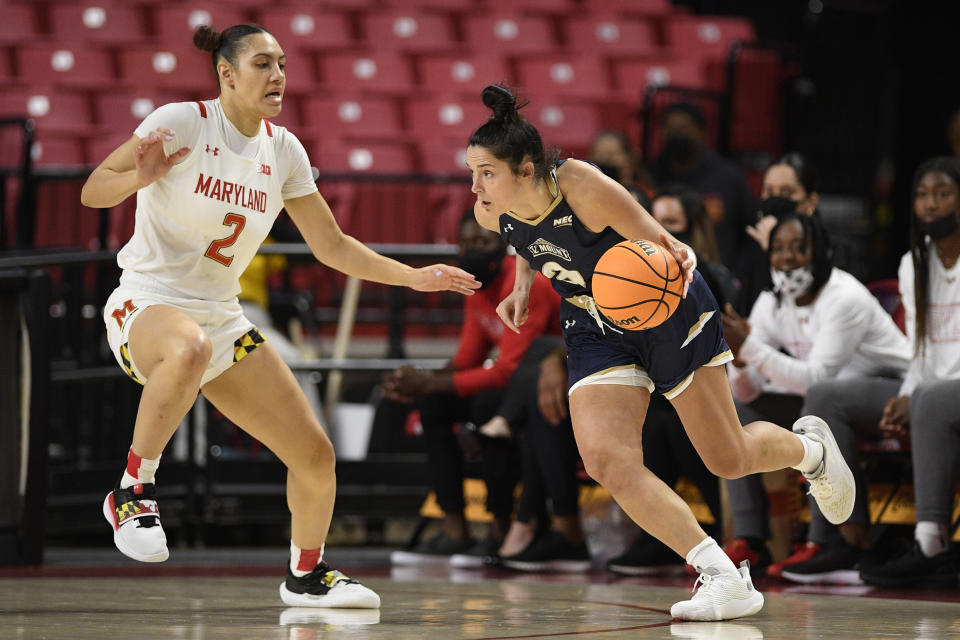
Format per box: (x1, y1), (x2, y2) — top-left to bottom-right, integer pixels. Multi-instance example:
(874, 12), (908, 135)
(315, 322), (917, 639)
(659, 233), (696, 298)
(496, 289), (529, 334)
(409, 264), (481, 295)
(135, 128), (190, 187)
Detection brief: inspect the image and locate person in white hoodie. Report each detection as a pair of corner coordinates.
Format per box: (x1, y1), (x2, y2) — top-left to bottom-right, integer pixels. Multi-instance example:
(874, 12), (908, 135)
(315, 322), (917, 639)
(857, 156), (960, 589)
(720, 212), (912, 577)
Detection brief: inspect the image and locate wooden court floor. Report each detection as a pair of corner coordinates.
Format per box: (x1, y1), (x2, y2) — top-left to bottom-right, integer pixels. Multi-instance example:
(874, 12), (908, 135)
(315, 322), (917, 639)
(2, 549), (959, 639)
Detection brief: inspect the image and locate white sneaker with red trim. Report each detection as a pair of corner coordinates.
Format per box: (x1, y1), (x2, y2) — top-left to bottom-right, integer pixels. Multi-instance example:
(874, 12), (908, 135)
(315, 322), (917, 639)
(102, 483), (168, 563)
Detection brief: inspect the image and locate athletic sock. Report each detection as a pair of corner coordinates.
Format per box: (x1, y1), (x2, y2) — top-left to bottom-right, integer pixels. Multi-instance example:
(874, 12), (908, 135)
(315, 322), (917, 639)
(120, 448), (161, 489)
(686, 536), (740, 576)
(290, 541), (325, 577)
(791, 433), (824, 475)
(915, 521), (949, 558)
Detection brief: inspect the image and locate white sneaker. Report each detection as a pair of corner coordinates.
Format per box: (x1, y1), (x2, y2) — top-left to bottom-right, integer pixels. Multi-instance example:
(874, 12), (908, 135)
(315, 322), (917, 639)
(792, 415), (855, 525)
(102, 484), (168, 563)
(671, 561), (764, 621)
(280, 563), (381, 608)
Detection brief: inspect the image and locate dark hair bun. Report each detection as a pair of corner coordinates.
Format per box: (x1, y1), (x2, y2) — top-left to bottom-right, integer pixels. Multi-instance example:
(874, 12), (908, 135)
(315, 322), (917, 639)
(193, 25), (222, 52)
(482, 85), (518, 122)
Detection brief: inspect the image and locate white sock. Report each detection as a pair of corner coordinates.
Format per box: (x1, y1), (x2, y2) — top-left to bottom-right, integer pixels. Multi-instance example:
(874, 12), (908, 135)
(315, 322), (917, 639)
(791, 433), (824, 475)
(686, 536), (740, 576)
(120, 448), (161, 489)
(915, 521), (948, 558)
(290, 541), (325, 577)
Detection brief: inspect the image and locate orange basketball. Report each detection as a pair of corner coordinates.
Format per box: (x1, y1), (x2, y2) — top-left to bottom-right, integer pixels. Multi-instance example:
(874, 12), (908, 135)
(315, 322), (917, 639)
(592, 239), (684, 330)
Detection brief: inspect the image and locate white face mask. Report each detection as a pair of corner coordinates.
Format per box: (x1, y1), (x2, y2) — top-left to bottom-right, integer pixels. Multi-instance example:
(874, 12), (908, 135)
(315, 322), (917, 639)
(770, 265), (815, 300)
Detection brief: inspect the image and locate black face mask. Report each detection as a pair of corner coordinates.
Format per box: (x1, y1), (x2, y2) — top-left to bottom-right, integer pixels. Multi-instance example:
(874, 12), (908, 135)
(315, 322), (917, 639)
(459, 246), (505, 288)
(758, 196), (799, 220)
(918, 212), (960, 241)
(662, 134), (697, 166)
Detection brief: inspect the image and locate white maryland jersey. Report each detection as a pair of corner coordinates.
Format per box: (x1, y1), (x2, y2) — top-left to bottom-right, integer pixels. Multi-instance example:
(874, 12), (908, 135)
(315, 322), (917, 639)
(117, 99), (317, 301)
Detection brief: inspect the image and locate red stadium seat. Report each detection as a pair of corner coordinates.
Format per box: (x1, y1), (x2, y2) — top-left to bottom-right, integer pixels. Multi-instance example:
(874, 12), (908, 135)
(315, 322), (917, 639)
(361, 11), (457, 52)
(485, 0), (577, 15)
(462, 15), (558, 54)
(613, 58), (707, 101)
(0, 5), (41, 44)
(16, 46), (115, 89)
(526, 101), (600, 157)
(418, 139), (469, 175)
(0, 90), (92, 135)
(30, 134), (86, 166)
(564, 15), (660, 58)
(119, 48), (215, 93)
(254, 8), (355, 52)
(87, 131), (135, 167)
(278, 50), (319, 96)
(319, 52), (415, 94)
(302, 95), (403, 139)
(153, 5), (248, 45)
(580, 0), (673, 19)
(665, 15), (756, 61)
(93, 92), (183, 135)
(407, 97), (489, 140)
(49, 4), (147, 44)
(515, 57), (611, 101)
(383, 0), (475, 10)
(418, 55), (512, 96)
(312, 139), (414, 174)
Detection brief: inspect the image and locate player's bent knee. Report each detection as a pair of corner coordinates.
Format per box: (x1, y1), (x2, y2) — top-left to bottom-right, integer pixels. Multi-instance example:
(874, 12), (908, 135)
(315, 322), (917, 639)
(165, 331), (213, 374)
(289, 429), (336, 479)
(702, 450), (749, 479)
(579, 449), (635, 494)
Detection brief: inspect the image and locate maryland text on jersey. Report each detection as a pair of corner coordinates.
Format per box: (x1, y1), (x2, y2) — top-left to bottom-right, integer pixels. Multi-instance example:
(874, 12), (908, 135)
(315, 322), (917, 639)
(194, 172), (268, 213)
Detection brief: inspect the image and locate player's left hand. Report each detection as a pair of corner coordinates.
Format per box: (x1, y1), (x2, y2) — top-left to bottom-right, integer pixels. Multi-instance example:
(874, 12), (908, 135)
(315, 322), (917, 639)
(660, 233), (696, 298)
(410, 264), (481, 295)
(721, 302), (750, 356)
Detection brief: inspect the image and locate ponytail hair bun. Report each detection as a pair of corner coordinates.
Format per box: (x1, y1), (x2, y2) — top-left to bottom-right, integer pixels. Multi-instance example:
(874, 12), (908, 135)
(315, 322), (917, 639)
(482, 84), (521, 123)
(193, 25), (222, 52)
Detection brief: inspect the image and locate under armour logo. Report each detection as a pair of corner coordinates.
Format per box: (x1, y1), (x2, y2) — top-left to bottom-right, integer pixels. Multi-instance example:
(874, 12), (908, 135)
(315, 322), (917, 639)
(205, 145), (219, 156)
(504, 224), (514, 232)
(564, 319), (576, 328)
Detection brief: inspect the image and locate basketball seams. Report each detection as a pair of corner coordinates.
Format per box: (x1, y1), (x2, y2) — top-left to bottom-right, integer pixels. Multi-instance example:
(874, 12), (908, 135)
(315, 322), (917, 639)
(592, 270), (681, 297)
(592, 240), (685, 330)
(614, 243), (682, 282)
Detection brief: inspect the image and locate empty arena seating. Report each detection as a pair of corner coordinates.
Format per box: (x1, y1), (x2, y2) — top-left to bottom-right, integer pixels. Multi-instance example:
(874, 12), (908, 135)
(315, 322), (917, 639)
(319, 51), (416, 94)
(361, 11), (458, 53)
(118, 47), (215, 93)
(418, 55), (512, 97)
(48, 4), (148, 45)
(254, 8), (356, 53)
(16, 46), (114, 90)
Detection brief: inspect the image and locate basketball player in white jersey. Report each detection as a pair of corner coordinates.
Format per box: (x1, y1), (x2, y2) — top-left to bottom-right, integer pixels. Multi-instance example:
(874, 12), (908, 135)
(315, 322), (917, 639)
(80, 24), (479, 608)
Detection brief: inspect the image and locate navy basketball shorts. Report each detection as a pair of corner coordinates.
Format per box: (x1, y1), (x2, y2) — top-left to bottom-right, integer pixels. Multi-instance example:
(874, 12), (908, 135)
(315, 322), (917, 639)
(562, 270), (733, 400)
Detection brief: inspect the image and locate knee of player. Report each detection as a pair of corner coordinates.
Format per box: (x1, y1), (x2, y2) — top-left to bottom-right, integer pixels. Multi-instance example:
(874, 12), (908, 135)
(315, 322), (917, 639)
(293, 429), (336, 476)
(166, 331), (213, 372)
(701, 449), (749, 479)
(579, 447), (637, 492)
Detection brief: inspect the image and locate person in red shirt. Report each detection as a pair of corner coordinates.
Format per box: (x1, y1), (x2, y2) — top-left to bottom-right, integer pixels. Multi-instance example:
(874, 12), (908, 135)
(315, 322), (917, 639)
(385, 211), (560, 566)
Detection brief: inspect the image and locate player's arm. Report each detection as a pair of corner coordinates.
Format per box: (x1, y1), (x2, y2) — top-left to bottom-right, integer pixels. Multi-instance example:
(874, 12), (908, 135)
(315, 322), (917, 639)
(558, 159), (696, 295)
(284, 191), (480, 294)
(497, 255), (535, 333)
(81, 129), (190, 208)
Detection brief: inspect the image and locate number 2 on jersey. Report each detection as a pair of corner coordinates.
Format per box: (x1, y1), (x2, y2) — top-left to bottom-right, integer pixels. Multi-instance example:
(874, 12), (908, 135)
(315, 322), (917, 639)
(204, 213), (246, 267)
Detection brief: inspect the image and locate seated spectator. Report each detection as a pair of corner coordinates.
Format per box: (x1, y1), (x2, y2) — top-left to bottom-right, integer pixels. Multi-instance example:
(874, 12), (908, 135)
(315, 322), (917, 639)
(589, 129), (654, 206)
(385, 211), (561, 567)
(858, 157), (960, 589)
(648, 101), (756, 275)
(738, 152), (822, 313)
(720, 212), (912, 577)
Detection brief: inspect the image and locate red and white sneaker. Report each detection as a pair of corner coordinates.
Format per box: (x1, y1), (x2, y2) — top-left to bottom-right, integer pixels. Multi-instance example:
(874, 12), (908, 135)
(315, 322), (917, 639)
(102, 483), (168, 563)
(767, 541), (821, 578)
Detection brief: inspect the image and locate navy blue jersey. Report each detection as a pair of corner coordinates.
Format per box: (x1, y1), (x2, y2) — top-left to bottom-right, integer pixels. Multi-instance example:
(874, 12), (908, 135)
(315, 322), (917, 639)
(497, 161), (732, 398)
(499, 166), (622, 302)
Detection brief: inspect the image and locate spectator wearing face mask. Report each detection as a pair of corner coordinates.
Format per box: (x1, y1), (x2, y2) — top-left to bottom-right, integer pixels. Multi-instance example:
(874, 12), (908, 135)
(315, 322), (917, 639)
(737, 153), (822, 314)
(649, 102), (756, 277)
(718, 213), (912, 577)
(589, 129), (654, 207)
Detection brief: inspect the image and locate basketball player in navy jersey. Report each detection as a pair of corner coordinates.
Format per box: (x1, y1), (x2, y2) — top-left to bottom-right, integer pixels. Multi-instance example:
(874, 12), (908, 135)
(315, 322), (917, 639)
(465, 85), (855, 621)
(81, 23), (479, 609)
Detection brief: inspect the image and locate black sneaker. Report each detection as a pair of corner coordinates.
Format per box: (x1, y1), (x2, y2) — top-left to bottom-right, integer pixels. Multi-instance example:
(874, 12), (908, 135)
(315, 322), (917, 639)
(860, 543), (958, 589)
(502, 530), (591, 573)
(607, 534), (684, 576)
(279, 562), (380, 608)
(450, 532), (502, 568)
(780, 541), (864, 585)
(389, 531), (476, 566)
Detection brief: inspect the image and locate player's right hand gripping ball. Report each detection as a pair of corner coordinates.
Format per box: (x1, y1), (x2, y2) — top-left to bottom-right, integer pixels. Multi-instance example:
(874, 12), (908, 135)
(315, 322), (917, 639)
(592, 240), (684, 330)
